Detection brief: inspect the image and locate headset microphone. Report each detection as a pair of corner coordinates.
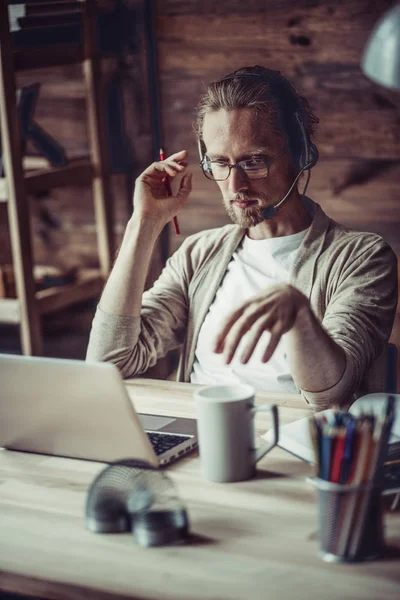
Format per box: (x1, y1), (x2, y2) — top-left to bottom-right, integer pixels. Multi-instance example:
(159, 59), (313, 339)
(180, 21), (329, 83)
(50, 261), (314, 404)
(262, 166), (307, 220)
(262, 111), (317, 220)
(262, 205), (278, 219)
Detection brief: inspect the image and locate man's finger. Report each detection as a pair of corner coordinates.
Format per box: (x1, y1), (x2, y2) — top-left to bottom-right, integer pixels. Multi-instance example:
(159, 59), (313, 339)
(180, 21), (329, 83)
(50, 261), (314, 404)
(165, 149), (188, 161)
(240, 314), (274, 364)
(163, 164), (180, 178)
(141, 158), (186, 181)
(213, 307), (244, 353)
(162, 160), (188, 171)
(213, 301), (264, 353)
(261, 324), (284, 363)
(175, 173), (193, 202)
(220, 307), (266, 364)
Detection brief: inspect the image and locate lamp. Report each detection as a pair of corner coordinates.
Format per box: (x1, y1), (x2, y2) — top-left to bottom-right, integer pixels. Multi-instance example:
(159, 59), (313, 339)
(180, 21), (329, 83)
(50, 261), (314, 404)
(361, 3), (400, 90)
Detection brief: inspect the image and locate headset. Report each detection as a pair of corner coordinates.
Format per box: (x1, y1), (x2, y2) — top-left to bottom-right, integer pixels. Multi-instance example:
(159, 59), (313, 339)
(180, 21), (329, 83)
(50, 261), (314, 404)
(198, 67), (319, 218)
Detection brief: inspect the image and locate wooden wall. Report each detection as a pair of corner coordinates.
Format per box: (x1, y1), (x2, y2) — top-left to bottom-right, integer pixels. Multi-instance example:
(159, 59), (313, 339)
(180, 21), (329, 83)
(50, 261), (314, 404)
(1, 0), (399, 385)
(156, 0), (400, 386)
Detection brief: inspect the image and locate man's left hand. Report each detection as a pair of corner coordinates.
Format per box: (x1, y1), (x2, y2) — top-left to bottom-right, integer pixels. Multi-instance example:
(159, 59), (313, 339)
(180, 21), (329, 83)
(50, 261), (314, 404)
(213, 284), (309, 364)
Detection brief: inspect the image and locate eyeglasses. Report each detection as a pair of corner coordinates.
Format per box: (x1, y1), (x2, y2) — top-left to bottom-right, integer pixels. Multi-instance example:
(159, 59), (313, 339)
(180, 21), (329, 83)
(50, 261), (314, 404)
(200, 151), (285, 182)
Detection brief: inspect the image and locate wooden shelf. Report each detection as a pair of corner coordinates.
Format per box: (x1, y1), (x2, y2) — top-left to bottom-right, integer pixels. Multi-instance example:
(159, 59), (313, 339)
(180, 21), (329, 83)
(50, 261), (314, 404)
(12, 0), (117, 73)
(0, 178), (8, 203)
(13, 44), (117, 72)
(0, 297), (20, 324)
(0, 158), (93, 201)
(25, 158), (94, 194)
(37, 268), (104, 314)
(0, 0), (115, 354)
(0, 269), (104, 324)
(23, 156), (51, 170)
(14, 43), (83, 71)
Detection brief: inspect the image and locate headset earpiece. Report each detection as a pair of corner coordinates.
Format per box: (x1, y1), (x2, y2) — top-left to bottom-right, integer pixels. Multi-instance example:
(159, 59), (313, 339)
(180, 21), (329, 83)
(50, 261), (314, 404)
(197, 138), (203, 160)
(294, 112), (318, 171)
(306, 143), (319, 170)
(197, 138), (207, 161)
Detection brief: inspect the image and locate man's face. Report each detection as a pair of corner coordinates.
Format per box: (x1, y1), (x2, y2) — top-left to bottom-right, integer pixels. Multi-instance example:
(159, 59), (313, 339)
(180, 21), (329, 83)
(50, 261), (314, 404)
(201, 108), (296, 228)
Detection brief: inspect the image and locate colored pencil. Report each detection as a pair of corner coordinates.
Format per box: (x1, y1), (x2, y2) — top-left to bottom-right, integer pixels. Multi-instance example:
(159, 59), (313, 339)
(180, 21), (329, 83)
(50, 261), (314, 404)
(330, 427), (346, 484)
(311, 399), (395, 559)
(348, 397), (395, 556)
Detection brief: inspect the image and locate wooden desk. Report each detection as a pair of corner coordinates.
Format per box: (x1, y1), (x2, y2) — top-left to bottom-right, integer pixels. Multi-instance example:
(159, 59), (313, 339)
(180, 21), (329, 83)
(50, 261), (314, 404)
(0, 379), (399, 600)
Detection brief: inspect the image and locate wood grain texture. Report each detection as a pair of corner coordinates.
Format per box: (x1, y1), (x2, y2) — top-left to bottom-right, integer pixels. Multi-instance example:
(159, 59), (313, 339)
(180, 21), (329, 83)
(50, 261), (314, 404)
(0, 379), (399, 600)
(0, 0), (155, 266)
(1, 1), (398, 380)
(0, 0), (42, 354)
(156, 0), (400, 387)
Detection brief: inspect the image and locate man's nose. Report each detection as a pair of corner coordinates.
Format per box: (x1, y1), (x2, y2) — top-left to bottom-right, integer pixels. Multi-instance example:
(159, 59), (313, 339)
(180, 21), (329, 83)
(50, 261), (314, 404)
(228, 166), (249, 194)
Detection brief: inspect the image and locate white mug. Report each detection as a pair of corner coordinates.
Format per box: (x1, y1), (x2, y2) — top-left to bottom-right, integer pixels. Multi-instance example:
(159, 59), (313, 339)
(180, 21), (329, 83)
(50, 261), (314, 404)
(194, 384), (279, 483)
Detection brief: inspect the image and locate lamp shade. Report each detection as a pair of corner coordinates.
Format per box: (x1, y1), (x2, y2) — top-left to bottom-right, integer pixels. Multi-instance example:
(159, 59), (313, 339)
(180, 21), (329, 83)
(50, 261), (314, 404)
(361, 3), (400, 89)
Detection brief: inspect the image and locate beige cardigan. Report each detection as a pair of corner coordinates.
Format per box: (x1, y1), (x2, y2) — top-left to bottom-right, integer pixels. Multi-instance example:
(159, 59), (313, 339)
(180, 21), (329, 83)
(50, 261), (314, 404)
(86, 201), (398, 410)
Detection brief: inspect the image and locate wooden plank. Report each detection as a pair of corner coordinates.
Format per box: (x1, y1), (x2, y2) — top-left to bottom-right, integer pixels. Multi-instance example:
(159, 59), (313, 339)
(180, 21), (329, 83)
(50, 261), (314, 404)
(24, 158), (93, 195)
(20, 0), (116, 16)
(0, 298), (20, 324)
(0, 572), (137, 600)
(36, 269), (104, 315)
(0, 270), (104, 322)
(0, 178), (8, 202)
(155, 0), (400, 160)
(156, 3), (392, 69)
(160, 83), (400, 160)
(0, 1), (42, 355)
(14, 43), (83, 71)
(0, 159), (95, 201)
(14, 45), (116, 73)
(23, 156), (51, 170)
(82, 0), (115, 277)
(156, 0), (369, 15)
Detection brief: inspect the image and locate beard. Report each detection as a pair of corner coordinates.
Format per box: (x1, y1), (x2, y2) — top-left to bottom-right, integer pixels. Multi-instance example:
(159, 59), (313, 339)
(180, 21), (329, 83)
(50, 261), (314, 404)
(223, 193), (270, 228)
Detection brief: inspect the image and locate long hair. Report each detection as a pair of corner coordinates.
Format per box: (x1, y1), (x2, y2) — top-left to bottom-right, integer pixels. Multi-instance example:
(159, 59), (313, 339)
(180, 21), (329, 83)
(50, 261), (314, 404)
(194, 66), (319, 156)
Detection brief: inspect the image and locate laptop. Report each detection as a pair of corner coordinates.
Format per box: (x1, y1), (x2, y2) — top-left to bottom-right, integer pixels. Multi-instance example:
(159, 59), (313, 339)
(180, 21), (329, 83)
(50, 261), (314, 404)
(0, 353), (198, 466)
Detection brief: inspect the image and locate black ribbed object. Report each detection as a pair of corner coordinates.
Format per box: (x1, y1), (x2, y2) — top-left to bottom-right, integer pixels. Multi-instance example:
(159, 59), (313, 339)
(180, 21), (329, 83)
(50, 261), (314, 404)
(85, 459), (189, 547)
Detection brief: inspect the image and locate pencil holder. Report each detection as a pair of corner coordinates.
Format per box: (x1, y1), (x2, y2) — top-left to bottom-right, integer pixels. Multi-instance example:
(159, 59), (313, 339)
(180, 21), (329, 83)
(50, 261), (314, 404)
(307, 478), (385, 563)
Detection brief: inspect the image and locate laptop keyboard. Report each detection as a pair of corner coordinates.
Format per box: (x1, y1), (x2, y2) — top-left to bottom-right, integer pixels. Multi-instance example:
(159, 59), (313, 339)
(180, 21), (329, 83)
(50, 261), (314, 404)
(146, 432), (191, 456)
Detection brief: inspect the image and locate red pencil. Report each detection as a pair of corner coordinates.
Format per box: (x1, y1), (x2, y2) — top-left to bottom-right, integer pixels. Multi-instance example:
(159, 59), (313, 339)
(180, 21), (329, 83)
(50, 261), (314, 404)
(330, 428), (346, 483)
(159, 148), (180, 235)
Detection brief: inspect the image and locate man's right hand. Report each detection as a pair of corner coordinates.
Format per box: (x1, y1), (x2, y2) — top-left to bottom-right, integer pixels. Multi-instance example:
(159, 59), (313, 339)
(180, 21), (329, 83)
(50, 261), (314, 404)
(133, 150), (192, 229)
(96, 150), (192, 318)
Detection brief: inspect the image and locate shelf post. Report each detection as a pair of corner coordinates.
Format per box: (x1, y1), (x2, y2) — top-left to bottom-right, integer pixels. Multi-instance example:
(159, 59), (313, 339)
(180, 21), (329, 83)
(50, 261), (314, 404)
(82, 0), (115, 277)
(0, 1), (42, 355)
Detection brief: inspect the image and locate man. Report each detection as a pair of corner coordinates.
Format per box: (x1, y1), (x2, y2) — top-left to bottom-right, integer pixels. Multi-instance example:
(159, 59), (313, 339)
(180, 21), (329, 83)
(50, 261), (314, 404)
(87, 66), (397, 410)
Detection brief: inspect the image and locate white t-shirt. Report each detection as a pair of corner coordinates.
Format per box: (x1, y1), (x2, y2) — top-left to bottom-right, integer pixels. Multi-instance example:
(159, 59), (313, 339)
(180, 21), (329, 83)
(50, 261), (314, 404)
(190, 228), (308, 391)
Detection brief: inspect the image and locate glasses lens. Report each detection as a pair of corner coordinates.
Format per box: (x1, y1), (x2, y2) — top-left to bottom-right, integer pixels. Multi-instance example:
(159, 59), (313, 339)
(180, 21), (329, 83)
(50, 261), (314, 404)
(240, 158), (269, 179)
(203, 160), (230, 181)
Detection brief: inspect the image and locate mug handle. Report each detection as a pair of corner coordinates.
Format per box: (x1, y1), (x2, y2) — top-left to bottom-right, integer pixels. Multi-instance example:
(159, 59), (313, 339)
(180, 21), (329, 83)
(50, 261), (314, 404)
(249, 404), (279, 463)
